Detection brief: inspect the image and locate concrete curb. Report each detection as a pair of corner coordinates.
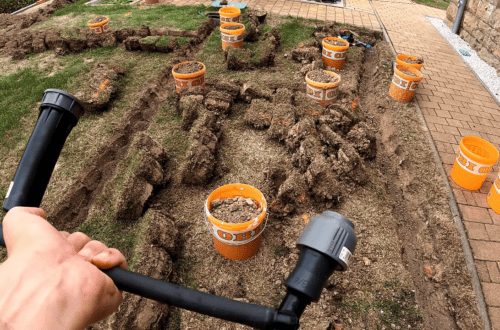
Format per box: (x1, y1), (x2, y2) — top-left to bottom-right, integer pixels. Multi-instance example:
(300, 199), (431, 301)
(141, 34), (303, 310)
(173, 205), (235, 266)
(368, 1), (492, 329)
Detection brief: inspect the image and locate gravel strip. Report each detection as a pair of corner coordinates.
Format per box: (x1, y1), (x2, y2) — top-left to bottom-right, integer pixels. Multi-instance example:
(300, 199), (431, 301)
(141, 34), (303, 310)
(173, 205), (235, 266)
(426, 17), (500, 104)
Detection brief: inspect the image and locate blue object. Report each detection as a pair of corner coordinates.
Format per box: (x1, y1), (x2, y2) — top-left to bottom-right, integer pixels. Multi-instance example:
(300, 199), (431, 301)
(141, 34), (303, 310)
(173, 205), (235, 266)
(211, 1), (248, 9)
(459, 49), (471, 56)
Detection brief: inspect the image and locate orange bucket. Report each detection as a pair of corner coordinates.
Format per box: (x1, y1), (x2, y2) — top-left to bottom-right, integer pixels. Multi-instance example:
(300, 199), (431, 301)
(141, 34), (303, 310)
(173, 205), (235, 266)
(219, 6), (241, 25)
(389, 65), (423, 102)
(205, 184), (268, 261)
(220, 23), (245, 51)
(488, 174), (500, 214)
(396, 54), (424, 71)
(305, 70), (341, 107)
(87, 16), (110, 35)
(322, 37), (349, 70)
(172, 61), (206, 94)
(451, 136), (499, 190)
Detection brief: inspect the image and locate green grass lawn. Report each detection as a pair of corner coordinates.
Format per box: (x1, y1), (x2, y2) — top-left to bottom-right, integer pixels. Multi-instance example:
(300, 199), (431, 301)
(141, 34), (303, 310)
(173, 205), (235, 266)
(412, 0), (449, 9)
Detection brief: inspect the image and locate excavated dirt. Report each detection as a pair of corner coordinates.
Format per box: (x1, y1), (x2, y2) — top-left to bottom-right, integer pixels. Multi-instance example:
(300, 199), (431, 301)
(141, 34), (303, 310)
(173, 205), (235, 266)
(324, 39), (346, 46)
(73, 62), (125, 114)
(308, 70), (339, 83)
(4, 14), (483, 330)
(0, 20), (215, 60)
(210, 197), (261, 224)
(400, 69), (417, 77)
(174, 62), (203, 74)
(403, 57), (424, 64)
(89, 16), (107, 24)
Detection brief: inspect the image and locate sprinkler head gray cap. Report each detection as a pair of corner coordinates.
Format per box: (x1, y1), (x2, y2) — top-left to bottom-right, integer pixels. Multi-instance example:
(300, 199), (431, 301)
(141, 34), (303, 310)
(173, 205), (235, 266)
(297, 211), (357, 271)
(41, 89), (85, 123)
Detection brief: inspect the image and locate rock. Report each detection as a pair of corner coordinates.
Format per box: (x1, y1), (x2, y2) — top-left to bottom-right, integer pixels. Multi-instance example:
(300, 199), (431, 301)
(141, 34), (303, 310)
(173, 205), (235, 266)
(363, 257), (371, 266)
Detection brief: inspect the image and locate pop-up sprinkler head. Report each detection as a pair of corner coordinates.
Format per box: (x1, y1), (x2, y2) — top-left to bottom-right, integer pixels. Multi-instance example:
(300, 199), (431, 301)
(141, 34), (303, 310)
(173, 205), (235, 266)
(274, 212), (357, 328)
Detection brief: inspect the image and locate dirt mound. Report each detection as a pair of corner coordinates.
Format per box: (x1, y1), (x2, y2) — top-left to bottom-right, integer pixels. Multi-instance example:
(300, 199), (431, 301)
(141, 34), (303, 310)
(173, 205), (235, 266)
(73, 62), (125, 114)
(147, 210), (180, 258)
(48, 68), (172, 231)
(111, 244), (172, 330)
(225, 28), (281, 71)
(179, 83), (237, 185)
(0, 20), (215, 60)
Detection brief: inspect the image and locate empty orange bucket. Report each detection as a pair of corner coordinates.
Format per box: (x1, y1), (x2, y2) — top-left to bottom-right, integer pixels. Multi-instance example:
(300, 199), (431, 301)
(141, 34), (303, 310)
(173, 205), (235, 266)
(451, 136), (499, 190)
(322, 37), (349, 70)
(205, 184), (268, 261)
(305, 70), (341, 107)
(172, 61), (206, 94)
(389, 65), (423, 102)
(219, 6), (241, 25)
(220, 23), (245, 51)
(488, 174), (500, 214)
(396, 54), (424, 71)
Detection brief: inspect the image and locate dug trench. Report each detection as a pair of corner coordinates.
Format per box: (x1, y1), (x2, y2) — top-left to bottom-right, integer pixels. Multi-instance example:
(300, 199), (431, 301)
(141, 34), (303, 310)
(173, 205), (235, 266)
(6, 19), (483, 330)
(108, 28), (482, 330)
(46, 19), (215, 232)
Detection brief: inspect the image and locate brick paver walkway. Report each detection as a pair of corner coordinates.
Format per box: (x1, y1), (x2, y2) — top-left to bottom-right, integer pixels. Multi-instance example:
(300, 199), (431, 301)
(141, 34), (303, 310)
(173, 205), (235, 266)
(156, 0), (500, 327)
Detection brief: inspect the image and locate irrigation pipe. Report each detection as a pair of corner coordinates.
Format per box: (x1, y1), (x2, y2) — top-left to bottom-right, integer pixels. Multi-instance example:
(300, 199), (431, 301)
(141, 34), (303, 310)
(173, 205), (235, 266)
(11, 0), (50, 15)
(368, 1), (491, 329)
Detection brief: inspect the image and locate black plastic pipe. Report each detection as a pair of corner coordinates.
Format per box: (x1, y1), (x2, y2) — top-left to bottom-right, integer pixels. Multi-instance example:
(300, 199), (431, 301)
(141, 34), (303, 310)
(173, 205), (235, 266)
(103, 268), (284, 329)
(3, 89), (84, 211)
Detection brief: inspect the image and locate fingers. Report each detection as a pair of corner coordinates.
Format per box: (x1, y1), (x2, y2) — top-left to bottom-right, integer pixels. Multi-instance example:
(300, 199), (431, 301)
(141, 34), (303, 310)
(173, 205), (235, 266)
(90, 248), (128, 270)
(66, 232), (91, 252)
(77, 240), (108, 262)
(59, 231), (70, 239)
(3, 207), (68, 256)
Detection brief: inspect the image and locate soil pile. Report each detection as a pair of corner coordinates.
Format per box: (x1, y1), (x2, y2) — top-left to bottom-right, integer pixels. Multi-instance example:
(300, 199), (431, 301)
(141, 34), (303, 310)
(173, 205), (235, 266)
(225, 28), (281, 70)
(210, 197), (261, 223)
(73, 62), (125, 114)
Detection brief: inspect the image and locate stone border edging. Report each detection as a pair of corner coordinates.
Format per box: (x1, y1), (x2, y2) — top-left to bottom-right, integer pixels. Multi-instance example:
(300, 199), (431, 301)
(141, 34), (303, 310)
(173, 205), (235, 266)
(368, 1), (492, 329)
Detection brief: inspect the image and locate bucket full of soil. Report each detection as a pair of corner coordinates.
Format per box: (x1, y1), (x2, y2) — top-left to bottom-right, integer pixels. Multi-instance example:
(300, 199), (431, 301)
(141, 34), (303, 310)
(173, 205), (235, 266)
(305, 70), (341, 107)
(322, 37), (349, 70)
(219, 6), (241, 25)
(396, 54), (424, 71)
(87, 16), (110, 35)
(389, 65), (423, 102)
(172, 61), (206, 94)
(220, 23), (245, 51)
(205, 184), (268, 261)
(451, 136), (498, 190)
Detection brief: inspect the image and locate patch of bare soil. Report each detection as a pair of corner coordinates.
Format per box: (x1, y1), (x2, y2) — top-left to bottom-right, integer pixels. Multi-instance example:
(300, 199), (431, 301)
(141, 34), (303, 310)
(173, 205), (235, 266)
(140, 27), (481, 330)
(34, 20), (482, 330)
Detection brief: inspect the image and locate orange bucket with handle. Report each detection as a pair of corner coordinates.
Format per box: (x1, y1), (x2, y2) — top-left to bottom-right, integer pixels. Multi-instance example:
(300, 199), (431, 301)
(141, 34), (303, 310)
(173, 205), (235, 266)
(305, 70), (341, 107)
(451, 136), (499, 190)
(219, 6), (241, 25)
(87, 16), (110, 35)
(389, 65), (423, 102)
(396, 54), (424, 71)
(322, 37), (349, 70)
(205, 184), (268, 261)
(172, 61), (206, 94)
(220, 23), (245, 51)
(488, 174), (500, 214)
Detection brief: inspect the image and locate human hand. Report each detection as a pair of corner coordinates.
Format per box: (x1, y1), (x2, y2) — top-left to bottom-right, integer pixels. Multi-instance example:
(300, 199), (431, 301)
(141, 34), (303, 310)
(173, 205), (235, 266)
(0, 207), (128, 330)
